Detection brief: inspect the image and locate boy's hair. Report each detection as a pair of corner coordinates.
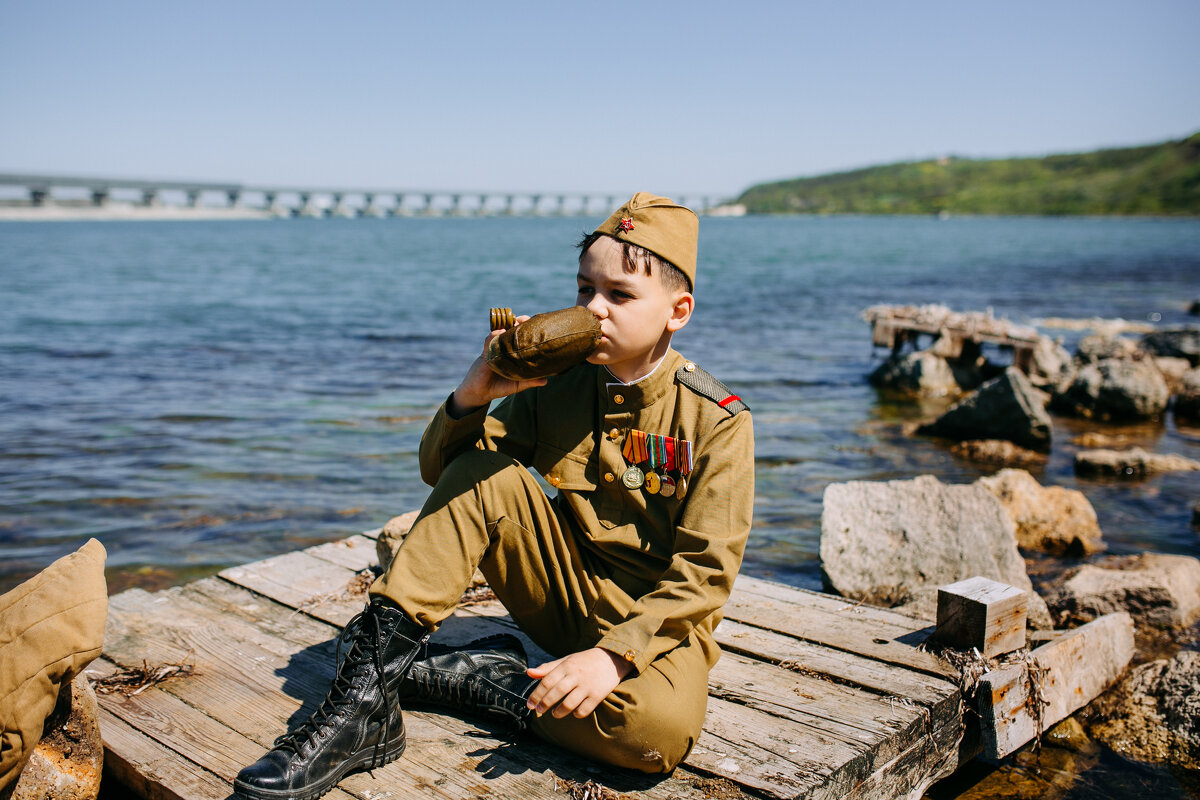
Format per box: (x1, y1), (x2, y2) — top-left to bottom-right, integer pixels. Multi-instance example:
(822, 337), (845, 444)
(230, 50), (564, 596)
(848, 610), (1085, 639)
(575, 232), (691, 296)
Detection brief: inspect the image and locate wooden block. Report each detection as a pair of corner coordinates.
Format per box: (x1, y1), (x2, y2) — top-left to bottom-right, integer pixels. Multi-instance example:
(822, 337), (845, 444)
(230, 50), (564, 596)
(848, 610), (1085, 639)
(935, 576), (1027, 657)
(976, 611), (1134, 759)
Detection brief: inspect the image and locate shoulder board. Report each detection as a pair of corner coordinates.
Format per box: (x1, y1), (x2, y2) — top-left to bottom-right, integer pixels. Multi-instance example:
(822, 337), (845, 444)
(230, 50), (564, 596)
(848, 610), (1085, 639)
(675, 362), (750, 415)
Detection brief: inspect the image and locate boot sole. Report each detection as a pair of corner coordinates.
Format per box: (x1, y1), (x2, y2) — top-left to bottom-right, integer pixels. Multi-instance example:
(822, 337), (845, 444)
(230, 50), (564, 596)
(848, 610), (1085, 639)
(232, 733), (406, 800)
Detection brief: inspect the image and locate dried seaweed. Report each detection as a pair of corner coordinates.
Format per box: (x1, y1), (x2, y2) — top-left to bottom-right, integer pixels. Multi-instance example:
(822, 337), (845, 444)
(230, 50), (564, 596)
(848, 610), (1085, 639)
(93, 655), (196, 696)
(552, 777), (627, 800)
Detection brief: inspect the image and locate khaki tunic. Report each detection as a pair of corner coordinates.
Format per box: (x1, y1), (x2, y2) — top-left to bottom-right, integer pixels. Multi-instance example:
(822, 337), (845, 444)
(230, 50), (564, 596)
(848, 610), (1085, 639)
(371, 347), (754, 770)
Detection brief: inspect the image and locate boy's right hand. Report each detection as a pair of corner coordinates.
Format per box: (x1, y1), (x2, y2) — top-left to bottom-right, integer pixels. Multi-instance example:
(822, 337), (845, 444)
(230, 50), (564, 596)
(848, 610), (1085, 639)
(448, 316), (548, 417)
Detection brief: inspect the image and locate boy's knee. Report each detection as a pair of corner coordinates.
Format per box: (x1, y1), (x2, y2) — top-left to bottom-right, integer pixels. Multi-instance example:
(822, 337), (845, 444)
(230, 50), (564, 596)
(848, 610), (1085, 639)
(595, 695), (702, 773)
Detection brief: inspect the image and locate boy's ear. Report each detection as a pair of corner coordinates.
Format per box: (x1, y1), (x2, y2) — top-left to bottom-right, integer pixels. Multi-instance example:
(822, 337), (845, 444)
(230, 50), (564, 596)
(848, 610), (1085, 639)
(666, 292), (694, 333)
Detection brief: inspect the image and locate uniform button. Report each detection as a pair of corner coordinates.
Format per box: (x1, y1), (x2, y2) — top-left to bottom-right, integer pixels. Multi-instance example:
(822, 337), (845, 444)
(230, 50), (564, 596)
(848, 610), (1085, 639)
(613, 394), (625, 405)
(608, 427), (620, 440)
(684, 362), (696, 372)
(546, 474), (561, 487)
(623, 649), (637, 662)
(604, 472), (615, 483)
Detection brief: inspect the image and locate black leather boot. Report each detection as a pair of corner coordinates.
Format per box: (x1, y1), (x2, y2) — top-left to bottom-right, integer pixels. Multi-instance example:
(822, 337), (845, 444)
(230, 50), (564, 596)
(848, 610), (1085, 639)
(398, 633), (537, 730)
(234, 598), (429, 800)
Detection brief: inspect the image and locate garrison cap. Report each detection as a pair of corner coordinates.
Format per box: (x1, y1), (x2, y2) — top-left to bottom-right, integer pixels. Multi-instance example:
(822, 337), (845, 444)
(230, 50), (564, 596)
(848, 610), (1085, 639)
(594, 192), (699, 291)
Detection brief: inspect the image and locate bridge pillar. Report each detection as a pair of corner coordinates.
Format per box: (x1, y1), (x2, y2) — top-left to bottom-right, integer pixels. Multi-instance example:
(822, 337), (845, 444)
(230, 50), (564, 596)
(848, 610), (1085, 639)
(476, 194), (490, 216)
(141, 189), (160, 207)
(185, 190), (200, 208)
(502, 195), (514, 216)
(389, 193), (405, 216)
(422, 194), (435, 215)
(29, 187), (51, 206)
(226, 190), (241, 208)
(529, 195), (542, 215)
(263, 192), (277, 213)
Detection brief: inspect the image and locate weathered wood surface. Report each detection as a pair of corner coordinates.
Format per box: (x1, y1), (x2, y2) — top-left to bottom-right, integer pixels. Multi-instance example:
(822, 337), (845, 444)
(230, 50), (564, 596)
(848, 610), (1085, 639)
(975, 612), (1134, 759)
(935, 576), (1028, 657)
(98, 525), (965, 800)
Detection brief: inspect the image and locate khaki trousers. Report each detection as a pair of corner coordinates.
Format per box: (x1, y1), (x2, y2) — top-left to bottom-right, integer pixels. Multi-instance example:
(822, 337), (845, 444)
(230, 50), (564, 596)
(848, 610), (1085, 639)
(370, 449), (708, 773)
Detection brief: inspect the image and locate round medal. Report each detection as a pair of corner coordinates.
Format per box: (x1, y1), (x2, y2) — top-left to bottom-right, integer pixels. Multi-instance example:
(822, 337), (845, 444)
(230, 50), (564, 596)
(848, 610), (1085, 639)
(621, 465), (645, 489)
(675, 475), (688, 500)
(644, 471), (661, 494)
(659, 474), (676, 498)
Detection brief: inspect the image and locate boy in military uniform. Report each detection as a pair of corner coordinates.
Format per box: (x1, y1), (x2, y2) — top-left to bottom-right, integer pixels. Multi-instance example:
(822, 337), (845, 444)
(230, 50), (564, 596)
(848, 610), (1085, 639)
(236, 193), (754, 800)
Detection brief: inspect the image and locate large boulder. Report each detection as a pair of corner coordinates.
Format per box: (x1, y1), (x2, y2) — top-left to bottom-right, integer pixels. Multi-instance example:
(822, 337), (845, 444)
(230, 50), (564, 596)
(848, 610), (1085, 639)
(1045, 553), (1200, 628)
(1174, 367), (1200, 423)
(1075, 447), (1200, 478)
(1140, 327), (1200, 366)
(917, 367), (1052, 451)
(868, 350), (971, 398)
(1085, 650), (1200, 772)
(820, 475), (1050, 624)
(1051, 357), (1169, 421)
(10, 675), (102, 800)
(976, 469), (1104, 556)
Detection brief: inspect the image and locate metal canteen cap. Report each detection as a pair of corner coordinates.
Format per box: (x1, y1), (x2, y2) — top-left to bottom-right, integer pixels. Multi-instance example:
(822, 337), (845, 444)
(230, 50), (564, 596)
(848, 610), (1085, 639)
(485, 306), (602, 381)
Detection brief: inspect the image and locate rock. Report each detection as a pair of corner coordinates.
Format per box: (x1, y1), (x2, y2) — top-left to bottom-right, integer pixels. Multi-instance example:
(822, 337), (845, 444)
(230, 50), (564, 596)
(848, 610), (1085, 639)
(917, 367), (1052, 451)
(976, 469), (1104, 556)
(950, 439), (1048, 468)
(1141, 327), (1200, 366)
(1173, 367), (1200, 422)
(868, 350), (969, 397)
(10, 675), (103, 800)
(1051, 357), (1170, 421)
(1153, 356), (1192, 395)
(1075, 334), (1139, 363)
(1046, 553), (1200, 628)
(1190, 299), (1200, 316)
(1085, 650), (1200, 771)
(1071, 431), (1133, 449)
(820, 475), (1051, 626)
(1074, 447), (1200, 478)
(1026, 336), (1072, 389)
(1193, 502), (1200, 529)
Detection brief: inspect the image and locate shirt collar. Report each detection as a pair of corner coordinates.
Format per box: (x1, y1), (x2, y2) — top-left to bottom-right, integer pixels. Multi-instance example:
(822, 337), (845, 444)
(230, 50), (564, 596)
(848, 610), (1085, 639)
(596, 349), (684, 409)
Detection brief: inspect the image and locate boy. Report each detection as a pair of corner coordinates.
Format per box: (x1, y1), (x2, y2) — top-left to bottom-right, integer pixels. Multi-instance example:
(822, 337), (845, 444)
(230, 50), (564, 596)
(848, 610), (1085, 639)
(235, 193), (754, 800)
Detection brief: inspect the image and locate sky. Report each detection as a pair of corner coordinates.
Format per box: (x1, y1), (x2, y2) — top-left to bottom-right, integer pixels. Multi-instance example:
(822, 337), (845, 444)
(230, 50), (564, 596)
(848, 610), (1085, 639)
(1, 1), (1198, 199)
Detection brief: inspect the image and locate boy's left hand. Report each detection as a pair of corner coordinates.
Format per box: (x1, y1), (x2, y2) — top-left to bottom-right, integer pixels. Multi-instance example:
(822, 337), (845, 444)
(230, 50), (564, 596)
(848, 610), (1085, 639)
(525, 647), (633, 719)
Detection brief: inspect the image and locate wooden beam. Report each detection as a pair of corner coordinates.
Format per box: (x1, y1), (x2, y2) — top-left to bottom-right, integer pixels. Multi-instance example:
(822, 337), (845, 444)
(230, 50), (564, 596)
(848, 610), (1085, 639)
(975, 612), (1133, 759)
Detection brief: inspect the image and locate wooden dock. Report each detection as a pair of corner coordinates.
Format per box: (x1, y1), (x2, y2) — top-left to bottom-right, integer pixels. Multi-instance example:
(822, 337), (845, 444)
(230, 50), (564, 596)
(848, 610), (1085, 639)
(94, 521), (967, 800)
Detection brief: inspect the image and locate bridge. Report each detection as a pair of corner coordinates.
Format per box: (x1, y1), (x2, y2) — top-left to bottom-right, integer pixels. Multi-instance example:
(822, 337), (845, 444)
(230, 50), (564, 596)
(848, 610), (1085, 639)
(0, 173), (728, 217)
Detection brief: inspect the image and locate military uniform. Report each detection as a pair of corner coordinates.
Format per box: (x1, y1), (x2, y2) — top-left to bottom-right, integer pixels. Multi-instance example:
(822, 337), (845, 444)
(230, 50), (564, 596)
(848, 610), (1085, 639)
(371, 347), (754, 771)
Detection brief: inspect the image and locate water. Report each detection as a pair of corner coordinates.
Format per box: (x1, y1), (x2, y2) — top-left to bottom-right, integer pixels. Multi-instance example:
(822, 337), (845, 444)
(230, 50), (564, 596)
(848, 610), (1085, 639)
(2, 215), (1199, 595)
(3, 215), (1199, 796)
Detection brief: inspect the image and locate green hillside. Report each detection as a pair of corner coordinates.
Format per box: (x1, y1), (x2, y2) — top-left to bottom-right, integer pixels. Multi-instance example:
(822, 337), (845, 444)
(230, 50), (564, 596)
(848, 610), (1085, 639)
(737, 133), (1200, 216)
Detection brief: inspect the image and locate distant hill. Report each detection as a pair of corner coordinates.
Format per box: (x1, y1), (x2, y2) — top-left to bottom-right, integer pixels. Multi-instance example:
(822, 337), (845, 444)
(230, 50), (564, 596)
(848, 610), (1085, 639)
(737, 133), (1200, 216)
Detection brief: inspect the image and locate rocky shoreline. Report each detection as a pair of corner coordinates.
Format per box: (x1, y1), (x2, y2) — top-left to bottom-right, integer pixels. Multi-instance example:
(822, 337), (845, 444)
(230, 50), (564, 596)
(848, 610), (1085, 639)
(845, 308), (1200, 794)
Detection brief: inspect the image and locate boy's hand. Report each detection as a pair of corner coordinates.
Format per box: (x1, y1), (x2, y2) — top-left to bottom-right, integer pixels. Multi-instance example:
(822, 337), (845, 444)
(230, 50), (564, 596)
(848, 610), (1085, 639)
(449, 315), (547, 416)
(525, 647), (633, 719)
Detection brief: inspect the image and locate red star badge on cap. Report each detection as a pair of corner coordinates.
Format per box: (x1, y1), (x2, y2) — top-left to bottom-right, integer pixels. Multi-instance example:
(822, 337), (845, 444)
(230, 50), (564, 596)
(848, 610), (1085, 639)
(617, 217), (635, 232)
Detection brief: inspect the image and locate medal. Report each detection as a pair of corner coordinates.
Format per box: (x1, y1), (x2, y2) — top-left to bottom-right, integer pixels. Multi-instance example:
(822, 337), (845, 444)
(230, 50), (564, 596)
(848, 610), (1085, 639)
(621, 465), (645, 489)
(659, 474), (676, 498)
(644, 471), (661, 494)
(675, 475), (687, 500)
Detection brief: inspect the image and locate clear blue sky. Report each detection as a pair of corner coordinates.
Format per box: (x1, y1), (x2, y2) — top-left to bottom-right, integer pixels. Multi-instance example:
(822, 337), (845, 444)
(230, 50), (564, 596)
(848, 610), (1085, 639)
(2, 1), (1197, 198)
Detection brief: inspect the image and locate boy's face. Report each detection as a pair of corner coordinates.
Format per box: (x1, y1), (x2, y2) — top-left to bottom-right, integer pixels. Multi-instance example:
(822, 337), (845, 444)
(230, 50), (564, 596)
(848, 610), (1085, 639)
(576, 235), (692, 383)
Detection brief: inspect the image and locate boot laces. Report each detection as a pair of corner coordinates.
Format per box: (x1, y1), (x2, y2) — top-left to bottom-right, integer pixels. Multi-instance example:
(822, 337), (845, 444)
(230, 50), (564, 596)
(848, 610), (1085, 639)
(274, 605), (397, 764)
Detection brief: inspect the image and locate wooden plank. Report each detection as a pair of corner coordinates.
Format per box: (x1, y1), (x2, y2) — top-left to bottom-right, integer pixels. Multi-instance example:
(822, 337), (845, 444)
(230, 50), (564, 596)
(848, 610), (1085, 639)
(976, 612), (1134, 759)
(935, 576), (1027, 657)
(303, 534), (380, 572)
(219, 550), (367, 624)
(99, 709), (236, 800)
(838, 715), (964, 800)
(715, 619), (958, 715)
(725, 578), (954, 679)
